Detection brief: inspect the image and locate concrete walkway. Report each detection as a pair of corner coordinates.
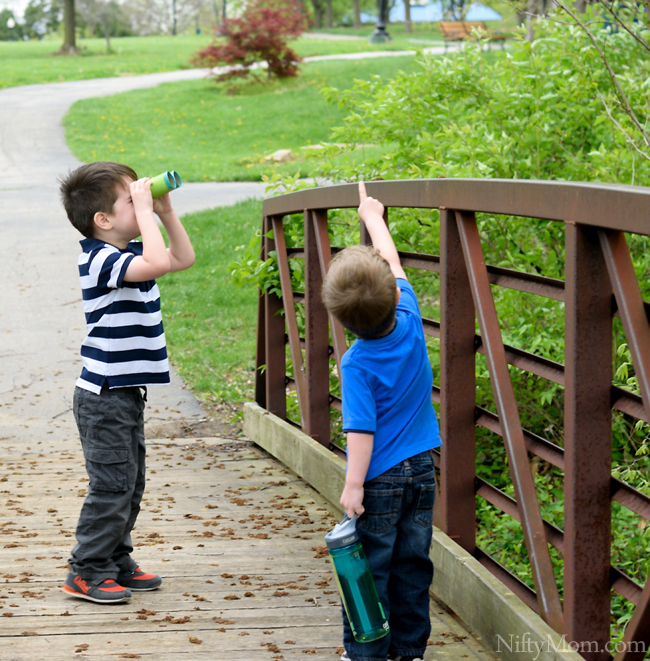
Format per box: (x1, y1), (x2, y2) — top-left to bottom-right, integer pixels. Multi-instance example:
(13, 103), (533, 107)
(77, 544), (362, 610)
(0, 68), (268, 448)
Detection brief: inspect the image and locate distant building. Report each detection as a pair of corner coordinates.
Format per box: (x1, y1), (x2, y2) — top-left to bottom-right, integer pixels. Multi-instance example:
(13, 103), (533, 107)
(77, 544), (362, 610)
(361, 0), (503, 23)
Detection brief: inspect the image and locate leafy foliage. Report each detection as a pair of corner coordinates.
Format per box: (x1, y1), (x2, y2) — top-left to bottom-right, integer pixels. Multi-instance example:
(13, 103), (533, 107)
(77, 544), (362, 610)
(191, 0), (308, 81)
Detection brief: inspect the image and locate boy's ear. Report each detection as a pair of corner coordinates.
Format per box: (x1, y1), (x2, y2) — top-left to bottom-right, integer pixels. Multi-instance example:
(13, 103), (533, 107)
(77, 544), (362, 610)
(93, 211), (112, 231)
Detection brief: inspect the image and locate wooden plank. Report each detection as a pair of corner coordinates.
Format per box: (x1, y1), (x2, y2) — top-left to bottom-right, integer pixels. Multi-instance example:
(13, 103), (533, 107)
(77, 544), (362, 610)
(0, 437), (496, 661)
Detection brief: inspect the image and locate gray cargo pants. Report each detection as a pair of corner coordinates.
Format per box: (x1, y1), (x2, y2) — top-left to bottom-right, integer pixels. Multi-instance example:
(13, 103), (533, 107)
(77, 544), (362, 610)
(68, 385), (146, 580)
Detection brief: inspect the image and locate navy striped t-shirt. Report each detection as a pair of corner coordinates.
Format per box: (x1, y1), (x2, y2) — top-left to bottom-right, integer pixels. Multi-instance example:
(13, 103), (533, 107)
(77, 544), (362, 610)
(76, 238), (170, 394)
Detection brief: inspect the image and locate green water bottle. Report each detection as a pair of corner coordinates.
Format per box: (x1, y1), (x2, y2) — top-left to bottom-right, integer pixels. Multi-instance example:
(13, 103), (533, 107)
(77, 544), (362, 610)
(325, 514), (389, 643)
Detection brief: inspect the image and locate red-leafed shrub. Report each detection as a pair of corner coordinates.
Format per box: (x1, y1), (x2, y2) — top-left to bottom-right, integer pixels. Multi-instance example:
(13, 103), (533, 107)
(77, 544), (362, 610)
(192, 0), (308, 81)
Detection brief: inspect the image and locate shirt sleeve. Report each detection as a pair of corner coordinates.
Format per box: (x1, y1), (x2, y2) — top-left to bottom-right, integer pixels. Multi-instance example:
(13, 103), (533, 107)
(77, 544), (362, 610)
(341, 360), (377, 434)
(396, 278), (421, 316)
(88, 247), (135, 290)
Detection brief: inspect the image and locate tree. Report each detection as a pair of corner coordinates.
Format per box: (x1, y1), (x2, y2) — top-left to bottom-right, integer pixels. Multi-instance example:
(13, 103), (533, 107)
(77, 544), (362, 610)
(192, 0), (308, 81)
(22, 0), (62, 39)
(77, 0), (129, 49)
(403, 0), (411, 33)
(310, 0), (326, 27)
(0, 9), (23, 40)
(352, 0), (361, 28)
(325, 0), (334, 27)
(59, 0), (78, 54)
(126, 0), (209, 35)
(442, 0), (473, 20)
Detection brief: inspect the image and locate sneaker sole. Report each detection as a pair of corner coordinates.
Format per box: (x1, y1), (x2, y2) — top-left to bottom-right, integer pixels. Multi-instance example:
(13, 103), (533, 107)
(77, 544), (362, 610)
(61, 585), (131, 604)
(123, 583), (162, 592)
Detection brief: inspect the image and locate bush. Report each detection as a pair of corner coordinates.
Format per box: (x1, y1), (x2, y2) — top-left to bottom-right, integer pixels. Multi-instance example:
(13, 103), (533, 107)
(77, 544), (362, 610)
(191, 0), (308, 81)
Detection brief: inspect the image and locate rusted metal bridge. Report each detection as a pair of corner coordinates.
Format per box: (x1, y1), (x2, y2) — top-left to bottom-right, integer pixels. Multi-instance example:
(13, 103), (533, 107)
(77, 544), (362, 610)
(255, 179), (650, 661)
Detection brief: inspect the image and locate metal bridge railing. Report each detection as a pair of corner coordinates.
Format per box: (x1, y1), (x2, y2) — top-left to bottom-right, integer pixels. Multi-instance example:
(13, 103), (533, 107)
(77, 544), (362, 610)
(254, 179), (650, 661)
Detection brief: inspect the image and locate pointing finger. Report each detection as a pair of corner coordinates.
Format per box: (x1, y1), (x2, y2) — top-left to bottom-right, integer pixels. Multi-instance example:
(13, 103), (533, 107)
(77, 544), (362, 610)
(358, 181), (367, 203)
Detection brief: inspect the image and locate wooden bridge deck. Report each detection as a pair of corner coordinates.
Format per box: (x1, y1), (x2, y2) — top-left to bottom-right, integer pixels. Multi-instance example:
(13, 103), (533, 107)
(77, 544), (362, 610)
(0, 436), (496, 660)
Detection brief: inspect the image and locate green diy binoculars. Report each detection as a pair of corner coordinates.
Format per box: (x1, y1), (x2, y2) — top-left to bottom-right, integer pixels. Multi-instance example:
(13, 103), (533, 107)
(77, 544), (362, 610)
(149, 171), (183, 198)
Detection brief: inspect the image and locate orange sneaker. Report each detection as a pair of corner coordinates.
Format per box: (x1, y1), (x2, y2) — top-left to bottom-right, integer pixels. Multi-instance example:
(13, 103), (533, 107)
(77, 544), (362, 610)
(62, 573), (132, 603)
(117, 566), (162, 591)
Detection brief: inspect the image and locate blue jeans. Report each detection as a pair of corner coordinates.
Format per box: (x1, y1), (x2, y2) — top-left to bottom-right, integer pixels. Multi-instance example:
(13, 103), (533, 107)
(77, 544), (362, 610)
(342, 451), (436, 661)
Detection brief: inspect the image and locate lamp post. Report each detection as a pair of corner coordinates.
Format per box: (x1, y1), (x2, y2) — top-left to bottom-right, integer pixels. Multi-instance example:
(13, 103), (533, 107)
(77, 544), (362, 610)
(369, 0), (391, 43)
(6, 16), (16, 40)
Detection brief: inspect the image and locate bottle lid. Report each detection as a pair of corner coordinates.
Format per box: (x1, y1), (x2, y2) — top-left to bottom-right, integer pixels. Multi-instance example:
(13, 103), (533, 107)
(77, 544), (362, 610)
(325, 514), (360, 550)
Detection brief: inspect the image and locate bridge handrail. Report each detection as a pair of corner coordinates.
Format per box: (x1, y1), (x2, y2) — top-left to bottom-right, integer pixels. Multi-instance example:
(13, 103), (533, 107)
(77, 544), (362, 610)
(256, 178), (650, 660)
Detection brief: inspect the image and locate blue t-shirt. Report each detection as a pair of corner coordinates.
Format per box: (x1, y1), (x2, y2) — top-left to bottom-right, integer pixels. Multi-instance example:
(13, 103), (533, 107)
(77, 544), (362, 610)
(341, 279), (441, 481)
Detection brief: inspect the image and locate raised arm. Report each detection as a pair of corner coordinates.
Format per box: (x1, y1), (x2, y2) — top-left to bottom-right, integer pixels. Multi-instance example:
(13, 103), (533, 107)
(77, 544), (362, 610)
(153, 193), (196, 273)
(357, 181), (407, 281)
(124, 179), (195, 282)
(124, 178), (171, 282)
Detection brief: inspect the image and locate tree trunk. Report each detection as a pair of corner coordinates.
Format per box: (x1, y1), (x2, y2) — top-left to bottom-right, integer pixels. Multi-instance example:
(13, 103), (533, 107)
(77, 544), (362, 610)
(403, 0), (411, 33)
(325, 0), (334, 28)
(60, 0), (77, 54)
(311, 0), (324, 28)
(103, 12), (110, 52)
(526, 0), (538, 42)
(575, 0), (586, 12)
(352, 0), (361, 28)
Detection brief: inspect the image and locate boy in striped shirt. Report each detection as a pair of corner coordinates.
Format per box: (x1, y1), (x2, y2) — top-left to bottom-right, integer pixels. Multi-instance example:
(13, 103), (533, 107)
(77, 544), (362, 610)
(59, 162), (195, 603)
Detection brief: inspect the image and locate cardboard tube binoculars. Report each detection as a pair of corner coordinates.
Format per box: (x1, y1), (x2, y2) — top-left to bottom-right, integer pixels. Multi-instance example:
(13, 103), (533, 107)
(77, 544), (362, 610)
(149, 171), (183, 198)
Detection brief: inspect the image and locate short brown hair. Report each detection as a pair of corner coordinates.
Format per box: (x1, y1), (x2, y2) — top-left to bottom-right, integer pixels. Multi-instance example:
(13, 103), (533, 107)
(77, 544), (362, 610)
(321, 245), (397, 339)
(59, 161), (138, 238)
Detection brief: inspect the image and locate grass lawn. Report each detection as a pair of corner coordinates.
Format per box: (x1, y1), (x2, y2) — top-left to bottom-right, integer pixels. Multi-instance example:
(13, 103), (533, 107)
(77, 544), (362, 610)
(63, 55), (418, 182)
(158, 198), (262, 405)
(0, 34), (213, 88)
(0, 28), (452, 89)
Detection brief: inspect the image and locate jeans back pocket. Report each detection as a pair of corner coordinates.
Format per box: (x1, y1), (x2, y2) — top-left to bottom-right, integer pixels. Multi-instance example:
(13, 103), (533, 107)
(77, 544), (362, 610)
(359, 487), (403, 534)
(414, 482), (436, 527)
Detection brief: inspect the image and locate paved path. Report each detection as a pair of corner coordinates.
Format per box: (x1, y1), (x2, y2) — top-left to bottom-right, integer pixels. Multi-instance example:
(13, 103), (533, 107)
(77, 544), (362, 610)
(0, 68), (267, 448)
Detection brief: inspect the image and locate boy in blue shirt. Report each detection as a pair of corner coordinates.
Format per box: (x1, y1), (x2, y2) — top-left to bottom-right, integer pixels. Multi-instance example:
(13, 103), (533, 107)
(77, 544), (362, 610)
(321, 182), (441, 661)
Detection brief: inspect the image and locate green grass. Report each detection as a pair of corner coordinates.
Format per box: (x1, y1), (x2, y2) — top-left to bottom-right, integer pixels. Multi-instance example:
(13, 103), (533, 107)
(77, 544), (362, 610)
(63, 56), (418, 182)
(158, 198), (261, 404)
(0, 34), (212, 88)
(0, 28), (447, 89)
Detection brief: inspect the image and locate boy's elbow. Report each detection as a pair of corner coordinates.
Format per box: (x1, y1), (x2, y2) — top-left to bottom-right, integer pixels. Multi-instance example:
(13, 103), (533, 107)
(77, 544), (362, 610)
(151, 253), (172, 278)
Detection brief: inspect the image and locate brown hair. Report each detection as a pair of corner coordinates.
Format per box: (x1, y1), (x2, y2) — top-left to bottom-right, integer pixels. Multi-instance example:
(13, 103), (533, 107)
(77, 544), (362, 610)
(59, 161), (138, 238)
(321, 245), (397, 339)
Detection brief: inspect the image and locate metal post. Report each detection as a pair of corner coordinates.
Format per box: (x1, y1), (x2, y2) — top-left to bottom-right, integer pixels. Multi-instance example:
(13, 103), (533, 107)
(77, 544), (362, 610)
(263, 216), (287, 420)
(563, 223), (612, 657)
(304, 210), (331, 447)
(439, 208), (477, 552)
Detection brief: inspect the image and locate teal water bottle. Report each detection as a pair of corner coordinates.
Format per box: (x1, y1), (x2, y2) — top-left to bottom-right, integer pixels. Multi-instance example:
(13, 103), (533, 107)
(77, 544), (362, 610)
(325, 514), (389, 643)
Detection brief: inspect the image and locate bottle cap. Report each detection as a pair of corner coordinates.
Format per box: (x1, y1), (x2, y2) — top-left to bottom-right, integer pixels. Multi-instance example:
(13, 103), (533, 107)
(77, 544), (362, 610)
(325, 514), (359, 550)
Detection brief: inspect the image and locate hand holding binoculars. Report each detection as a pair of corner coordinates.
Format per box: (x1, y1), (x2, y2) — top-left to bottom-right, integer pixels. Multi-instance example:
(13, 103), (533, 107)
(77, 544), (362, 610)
(149, 171), (183, 198)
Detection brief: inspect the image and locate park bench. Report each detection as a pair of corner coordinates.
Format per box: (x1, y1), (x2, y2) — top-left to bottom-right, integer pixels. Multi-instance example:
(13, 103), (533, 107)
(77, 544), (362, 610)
(439, 21), (507, 51)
